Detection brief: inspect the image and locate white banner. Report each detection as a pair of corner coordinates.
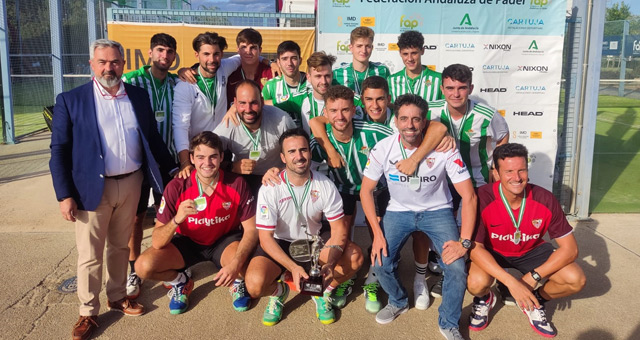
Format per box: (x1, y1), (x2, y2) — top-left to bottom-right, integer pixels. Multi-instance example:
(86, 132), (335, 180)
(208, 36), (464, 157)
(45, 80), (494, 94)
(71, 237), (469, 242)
(317, 0), (565, 190)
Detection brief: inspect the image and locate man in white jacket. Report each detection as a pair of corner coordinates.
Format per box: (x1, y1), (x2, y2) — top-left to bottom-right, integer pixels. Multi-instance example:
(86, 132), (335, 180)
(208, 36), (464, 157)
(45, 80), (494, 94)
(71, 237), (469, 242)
(173, 32), (241, 172)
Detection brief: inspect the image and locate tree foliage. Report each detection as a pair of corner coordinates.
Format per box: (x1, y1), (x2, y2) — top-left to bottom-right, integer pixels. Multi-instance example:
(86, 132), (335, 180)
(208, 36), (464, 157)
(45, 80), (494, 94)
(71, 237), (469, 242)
(606, 2), (632, 21)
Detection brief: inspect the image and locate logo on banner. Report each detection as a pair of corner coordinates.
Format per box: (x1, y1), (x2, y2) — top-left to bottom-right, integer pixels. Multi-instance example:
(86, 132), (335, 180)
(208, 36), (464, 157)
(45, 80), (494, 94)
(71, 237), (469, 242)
(484, 44), (511, 51)
(522, 40), (545, 55)
(332, 0), (350, 7)
(507, 18), (545, 30)
(444, 42), (476, 52)
(498, 110), (505, 117)
(361, 17), (375, 27)
(482, 64), (510, 73)
(480, 88), (507, 93)
(530, 0), (550, 9)
(453, 13), (479, 33)
(517, 65), (549, 73)
(530, 131), (543, 139)
(424, 44), (437, 50)
(633, 40), (640, 54)
(338, 16), (359, 28)
(388, 43), (399, 51)
(336, 40), (350, 55)
(400, 15), (422, 31)
(515, 85), (547, 94)
(513, 111), (544, 117)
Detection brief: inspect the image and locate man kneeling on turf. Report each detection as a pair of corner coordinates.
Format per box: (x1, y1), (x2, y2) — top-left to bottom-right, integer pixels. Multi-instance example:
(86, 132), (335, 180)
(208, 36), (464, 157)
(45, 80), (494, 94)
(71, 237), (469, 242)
(244, 128), (363, 326)
(467, 143), (586, 338)
(135, 131), (258, 314)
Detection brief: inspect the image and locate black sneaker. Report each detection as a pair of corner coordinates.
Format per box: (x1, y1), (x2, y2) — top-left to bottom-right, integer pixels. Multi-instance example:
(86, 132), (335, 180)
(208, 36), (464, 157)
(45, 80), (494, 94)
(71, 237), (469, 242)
(428, 250), (443, 275)
(497, 282), (516, 306)
(430, 276), (443, 298)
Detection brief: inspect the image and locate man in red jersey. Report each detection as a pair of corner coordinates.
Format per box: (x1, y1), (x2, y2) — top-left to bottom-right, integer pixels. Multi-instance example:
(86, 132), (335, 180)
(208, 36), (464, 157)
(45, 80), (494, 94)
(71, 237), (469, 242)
(135, 131), (257, 315)
(467, 143), (586, 338)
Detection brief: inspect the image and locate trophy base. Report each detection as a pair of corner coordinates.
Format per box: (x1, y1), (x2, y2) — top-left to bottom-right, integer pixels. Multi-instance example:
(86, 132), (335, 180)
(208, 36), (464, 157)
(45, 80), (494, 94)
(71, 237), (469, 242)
(300, 276), (323, 296)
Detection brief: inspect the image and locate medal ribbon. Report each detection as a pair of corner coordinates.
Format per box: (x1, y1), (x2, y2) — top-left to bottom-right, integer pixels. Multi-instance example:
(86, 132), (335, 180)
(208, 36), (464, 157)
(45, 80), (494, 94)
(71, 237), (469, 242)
(398, 136), (419, 177)
(445, 101), (470, 143)
(197, 68), (217, 112)
(352, 63), (369, 95)
(281, 74), (304, 99)
(196, 176), (215, 198)
(404, 67), (425, 96)
(498, 183), (526, 241)
(240, 122), (261, 151)
(309, 93), (324, 119)
(284, 171), (312, 223)
(147, 67), (168, 112)
(328, 130), (354, 173)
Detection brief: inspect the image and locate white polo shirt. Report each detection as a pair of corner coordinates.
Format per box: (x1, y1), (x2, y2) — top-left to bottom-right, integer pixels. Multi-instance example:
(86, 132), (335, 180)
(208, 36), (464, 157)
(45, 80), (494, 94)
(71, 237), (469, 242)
(213, 105), (296, 175)
(256, 170), (344, 241)
(363, 133), (471, 212)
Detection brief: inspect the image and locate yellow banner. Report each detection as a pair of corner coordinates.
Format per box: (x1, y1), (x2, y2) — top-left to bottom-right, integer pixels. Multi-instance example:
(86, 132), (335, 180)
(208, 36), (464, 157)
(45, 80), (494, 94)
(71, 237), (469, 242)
(107, 22), (316, 72)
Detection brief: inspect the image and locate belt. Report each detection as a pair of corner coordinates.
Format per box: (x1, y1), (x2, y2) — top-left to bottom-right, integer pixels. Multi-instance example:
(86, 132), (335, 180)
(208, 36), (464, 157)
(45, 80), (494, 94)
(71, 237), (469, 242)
(106, 168), (140, 180)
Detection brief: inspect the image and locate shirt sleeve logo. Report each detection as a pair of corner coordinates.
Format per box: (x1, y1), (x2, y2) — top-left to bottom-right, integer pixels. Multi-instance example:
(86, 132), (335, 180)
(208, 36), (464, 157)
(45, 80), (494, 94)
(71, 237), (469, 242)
(158, 197), (166, 214)
(260, 205), (269, 218)
(454, 159), (465, 168)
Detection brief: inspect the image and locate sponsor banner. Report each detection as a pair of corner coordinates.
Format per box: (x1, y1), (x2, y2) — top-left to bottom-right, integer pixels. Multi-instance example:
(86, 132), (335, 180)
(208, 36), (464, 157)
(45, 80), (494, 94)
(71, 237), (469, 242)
(108, 22), (316, 72)
(318, 1), (565, 190)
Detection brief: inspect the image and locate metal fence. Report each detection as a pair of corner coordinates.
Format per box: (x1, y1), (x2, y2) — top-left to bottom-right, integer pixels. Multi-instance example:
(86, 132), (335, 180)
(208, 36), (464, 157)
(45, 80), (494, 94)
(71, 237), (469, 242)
(1, 3), (314, 141)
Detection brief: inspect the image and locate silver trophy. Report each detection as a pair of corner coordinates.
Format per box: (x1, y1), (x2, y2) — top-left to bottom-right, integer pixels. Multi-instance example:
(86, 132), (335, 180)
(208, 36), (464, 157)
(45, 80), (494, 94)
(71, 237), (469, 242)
(289, 230), (324, 296)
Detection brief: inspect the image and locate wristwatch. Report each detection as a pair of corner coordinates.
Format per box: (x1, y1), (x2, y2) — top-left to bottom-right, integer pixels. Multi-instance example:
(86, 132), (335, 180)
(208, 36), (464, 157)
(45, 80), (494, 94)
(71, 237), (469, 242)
(530, 269), (542, 282)
(459, 238), (472, 249)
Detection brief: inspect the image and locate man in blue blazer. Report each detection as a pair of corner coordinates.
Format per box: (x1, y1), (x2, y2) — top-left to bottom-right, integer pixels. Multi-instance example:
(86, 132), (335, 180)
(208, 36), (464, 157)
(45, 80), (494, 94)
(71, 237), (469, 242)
(49, 39), (176, 340)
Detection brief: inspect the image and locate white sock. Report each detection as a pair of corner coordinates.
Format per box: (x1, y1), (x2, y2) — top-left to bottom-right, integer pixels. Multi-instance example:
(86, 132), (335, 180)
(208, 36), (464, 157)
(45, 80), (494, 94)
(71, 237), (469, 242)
(414, 261), (427, 283)
(167, 272), (187, 286)
(364, 266), (378, 285)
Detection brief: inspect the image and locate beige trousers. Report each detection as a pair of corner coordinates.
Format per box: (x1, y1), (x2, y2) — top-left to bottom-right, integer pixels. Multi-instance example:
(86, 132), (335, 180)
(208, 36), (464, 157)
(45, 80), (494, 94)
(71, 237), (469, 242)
(75, 170), (142, 316)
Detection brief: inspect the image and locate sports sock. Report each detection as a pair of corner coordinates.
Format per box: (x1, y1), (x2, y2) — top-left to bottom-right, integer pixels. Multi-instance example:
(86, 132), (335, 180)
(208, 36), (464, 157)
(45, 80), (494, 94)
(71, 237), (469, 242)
(533, 288), (548, 306)
(271, 281), (284, 297)
(167, 272), (187, 286)
(414, 261), (428, 282)
(129, 260), (135, 273)
(364, 266), (378, 285)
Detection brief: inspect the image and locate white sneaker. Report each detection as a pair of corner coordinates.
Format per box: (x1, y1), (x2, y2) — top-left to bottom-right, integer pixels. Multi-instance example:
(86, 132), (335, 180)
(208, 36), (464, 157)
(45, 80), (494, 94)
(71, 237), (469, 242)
(126, 272), (142, 299)
(522, 304), (557, 338)
(413, 279), (430, 310)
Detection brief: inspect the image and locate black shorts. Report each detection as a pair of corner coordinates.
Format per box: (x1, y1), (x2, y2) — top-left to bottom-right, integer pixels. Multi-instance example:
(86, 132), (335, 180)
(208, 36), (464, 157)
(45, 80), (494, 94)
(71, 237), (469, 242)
(252, 231), (331, 273)
(488, 242), (556, 275)
(171, 230), (243, 269)
(136, 183), (162, 214)
(340, 188), (390, 217)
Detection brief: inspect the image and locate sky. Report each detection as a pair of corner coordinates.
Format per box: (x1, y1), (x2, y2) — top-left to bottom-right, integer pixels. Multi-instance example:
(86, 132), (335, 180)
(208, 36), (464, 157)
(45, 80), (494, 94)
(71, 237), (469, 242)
(190, 0), (276, 12)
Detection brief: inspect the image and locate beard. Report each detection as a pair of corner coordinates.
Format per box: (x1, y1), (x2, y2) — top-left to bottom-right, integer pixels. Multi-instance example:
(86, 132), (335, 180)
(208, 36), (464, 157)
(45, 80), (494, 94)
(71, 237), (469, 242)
(95, 71), (120, 88)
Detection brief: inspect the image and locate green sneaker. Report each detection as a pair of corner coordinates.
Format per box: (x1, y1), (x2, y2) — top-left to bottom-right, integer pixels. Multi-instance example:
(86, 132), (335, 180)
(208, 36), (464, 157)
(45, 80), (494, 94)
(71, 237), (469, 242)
(312, 294), (335, 325)
(363, 282), (382, 314)
(330, 279), (354, 308)
(262, 282), (289, 326)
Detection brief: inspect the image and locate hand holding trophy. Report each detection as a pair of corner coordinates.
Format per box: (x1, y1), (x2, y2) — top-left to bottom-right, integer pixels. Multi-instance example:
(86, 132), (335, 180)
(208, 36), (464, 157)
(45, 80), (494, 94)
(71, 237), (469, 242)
(289, 227), (325, 296)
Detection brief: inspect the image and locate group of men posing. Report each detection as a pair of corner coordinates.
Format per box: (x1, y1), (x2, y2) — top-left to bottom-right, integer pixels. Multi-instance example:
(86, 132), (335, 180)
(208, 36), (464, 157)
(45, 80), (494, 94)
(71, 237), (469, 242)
(50, 25), (586, 340)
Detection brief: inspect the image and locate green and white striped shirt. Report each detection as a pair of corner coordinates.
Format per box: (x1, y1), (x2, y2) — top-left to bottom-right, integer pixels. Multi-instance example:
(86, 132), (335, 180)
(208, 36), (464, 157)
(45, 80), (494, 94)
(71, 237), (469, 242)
(427, 99), (509, 187)
(122, 65), (179, 160)
(388, 66), (444, 103)
(262, 73), (308, 105)
(311, 120), (394, 195)
(332, 62), (390, 94)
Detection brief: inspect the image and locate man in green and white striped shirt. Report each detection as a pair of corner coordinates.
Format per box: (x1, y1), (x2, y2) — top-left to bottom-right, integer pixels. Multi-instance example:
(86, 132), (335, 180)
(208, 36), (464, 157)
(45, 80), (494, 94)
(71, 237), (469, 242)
(388, 30), (443, 103)
(120, 33), (180, 301)
(428, 64), (509, 191)
(332, 27), (390, 94)
(262, 41), (308, 107)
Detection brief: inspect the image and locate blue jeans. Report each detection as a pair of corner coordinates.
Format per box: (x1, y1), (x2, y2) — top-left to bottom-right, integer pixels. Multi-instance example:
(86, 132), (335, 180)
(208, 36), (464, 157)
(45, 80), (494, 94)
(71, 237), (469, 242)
(374, 209), (467, 330)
